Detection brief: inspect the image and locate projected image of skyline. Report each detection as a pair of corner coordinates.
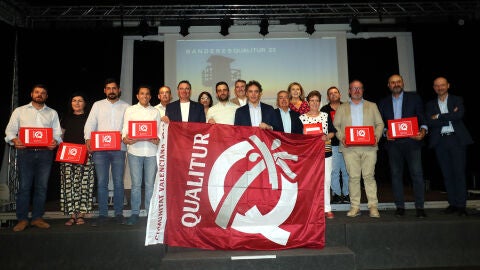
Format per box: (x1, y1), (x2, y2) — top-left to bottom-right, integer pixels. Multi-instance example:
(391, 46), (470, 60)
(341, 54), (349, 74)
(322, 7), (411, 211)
(176, 38), (339, 103)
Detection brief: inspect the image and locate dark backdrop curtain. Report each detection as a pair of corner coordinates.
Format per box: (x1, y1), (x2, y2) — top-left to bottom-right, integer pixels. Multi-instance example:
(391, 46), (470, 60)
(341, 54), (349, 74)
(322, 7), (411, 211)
(17, 28), (123, 117)
(133, 40), (165, 106)
(0, 21), (15, 161)
(346, 37), (399, 185)
(347, 37), (399, 103)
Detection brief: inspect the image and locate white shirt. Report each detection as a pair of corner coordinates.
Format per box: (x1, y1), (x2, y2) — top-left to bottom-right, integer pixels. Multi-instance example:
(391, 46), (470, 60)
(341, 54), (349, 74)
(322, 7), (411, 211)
(299, 112), (332, 154)
(180, 102), (190, 122)
(154, 103), (167, 117)
(84, 98), (130, 150)
(248, 103), (262, 127)
(238, 98), (247, 106)
(299, 112), (329, 135)
(438, 95), (455, 134)
(278, 108), (292, 133)
(122, 103), (160, 157)
(5, 102), (62, 144)
(206, 101), (239, 125)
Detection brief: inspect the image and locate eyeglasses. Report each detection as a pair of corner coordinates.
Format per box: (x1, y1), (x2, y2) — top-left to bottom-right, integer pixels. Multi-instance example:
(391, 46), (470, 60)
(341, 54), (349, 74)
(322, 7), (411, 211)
(350, 87), (363, 91)
(201, 97), (210, 100)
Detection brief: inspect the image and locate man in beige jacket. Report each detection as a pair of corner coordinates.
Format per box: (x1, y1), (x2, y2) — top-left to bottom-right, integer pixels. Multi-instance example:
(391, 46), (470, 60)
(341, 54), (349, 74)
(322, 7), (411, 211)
(333, 79), (384, 218)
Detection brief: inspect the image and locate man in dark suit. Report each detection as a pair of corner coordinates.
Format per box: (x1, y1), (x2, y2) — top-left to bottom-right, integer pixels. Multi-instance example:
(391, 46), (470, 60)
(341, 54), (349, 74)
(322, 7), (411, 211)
(234, 80), (280, 131)
(163, 80), (206, 123)
(378, 74), (428, 218)
(274, 90), (303, 134)
(425, 76), (473, 216)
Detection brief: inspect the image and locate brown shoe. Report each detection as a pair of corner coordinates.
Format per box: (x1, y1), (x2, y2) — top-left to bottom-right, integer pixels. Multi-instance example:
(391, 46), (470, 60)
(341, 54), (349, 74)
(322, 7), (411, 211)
(369, 207), (380, 218)
(31, 218), (50, 229)
(13, 220), (29, 232)
(346, 207), (361, 217)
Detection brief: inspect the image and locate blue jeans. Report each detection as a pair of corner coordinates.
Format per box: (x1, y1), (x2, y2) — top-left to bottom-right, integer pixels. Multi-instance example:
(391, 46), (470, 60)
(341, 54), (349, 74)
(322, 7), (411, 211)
(127, 153), (157, 215)
(330, 145), (349, 196)
(93, 151), (126, 216)
(16, 149), (54, 221)
(387, 143), (425, 209)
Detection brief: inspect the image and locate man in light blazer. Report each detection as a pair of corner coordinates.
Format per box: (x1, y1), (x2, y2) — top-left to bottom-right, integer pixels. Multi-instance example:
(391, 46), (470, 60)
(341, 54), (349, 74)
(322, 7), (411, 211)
(230, 79), (247, 106)
(333, 79), (384, 218)
(274, 90), (303, 134)
(425, 76), (473, 216)
(234, 80), (280, 131)
(163, 80), (206, 123)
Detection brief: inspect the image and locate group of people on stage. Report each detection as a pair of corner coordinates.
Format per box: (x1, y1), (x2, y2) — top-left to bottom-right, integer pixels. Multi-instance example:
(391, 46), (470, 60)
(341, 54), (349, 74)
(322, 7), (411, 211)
(5, 74), (473, 232)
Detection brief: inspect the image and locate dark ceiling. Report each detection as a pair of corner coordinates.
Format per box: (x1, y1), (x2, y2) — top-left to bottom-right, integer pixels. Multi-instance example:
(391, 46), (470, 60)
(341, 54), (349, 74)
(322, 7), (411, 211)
(2, 0), (479, 30)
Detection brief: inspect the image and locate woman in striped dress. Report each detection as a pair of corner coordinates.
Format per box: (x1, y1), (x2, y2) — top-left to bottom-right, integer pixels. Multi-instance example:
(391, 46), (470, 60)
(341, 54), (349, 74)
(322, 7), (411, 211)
(60, 92), (95, 225)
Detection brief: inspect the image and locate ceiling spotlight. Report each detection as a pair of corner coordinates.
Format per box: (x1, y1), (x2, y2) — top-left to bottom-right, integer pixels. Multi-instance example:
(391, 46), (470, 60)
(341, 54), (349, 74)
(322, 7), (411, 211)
(179, 19), (190, 37)
(350, 17), (361, 35)
(305, 19), (315, 35)
(259, 18), (269, 36)
(220, 17), (233, 36)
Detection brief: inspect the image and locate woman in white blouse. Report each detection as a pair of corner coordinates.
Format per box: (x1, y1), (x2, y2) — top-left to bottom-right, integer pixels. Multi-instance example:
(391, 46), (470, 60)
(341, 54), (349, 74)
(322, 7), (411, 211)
(299, 90), (336, 219)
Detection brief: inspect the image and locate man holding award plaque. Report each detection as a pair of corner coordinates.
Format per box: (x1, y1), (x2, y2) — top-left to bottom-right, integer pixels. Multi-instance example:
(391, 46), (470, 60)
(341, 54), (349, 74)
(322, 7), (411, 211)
(84, 78), (129, 226)
(333, 80), (384, 219)
(378, 74), (428, 219)
(5, 84), (62, 231)
(122, 85), (160, 225)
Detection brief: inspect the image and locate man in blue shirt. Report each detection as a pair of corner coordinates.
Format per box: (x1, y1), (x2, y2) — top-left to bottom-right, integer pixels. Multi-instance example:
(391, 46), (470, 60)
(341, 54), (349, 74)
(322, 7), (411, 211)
(378, 74), (428, 218)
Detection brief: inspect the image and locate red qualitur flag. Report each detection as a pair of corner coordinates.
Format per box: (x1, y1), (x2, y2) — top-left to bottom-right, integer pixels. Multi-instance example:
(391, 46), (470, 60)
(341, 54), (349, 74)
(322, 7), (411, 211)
(146, 122), (325, 250)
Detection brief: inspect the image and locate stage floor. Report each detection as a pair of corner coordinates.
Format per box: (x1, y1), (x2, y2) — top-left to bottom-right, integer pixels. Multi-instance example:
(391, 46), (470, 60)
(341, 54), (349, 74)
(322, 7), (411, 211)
(1, 207), (479, 270)
(1, 184), (480, 223)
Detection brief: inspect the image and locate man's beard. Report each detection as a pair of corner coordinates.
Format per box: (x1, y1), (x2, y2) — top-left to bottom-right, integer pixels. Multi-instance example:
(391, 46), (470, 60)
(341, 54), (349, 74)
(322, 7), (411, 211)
(393, 87), (403, 93)
(33, 97), (45, 104)
(107, 93), (119, 100)
(218, 95), (229, 102)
